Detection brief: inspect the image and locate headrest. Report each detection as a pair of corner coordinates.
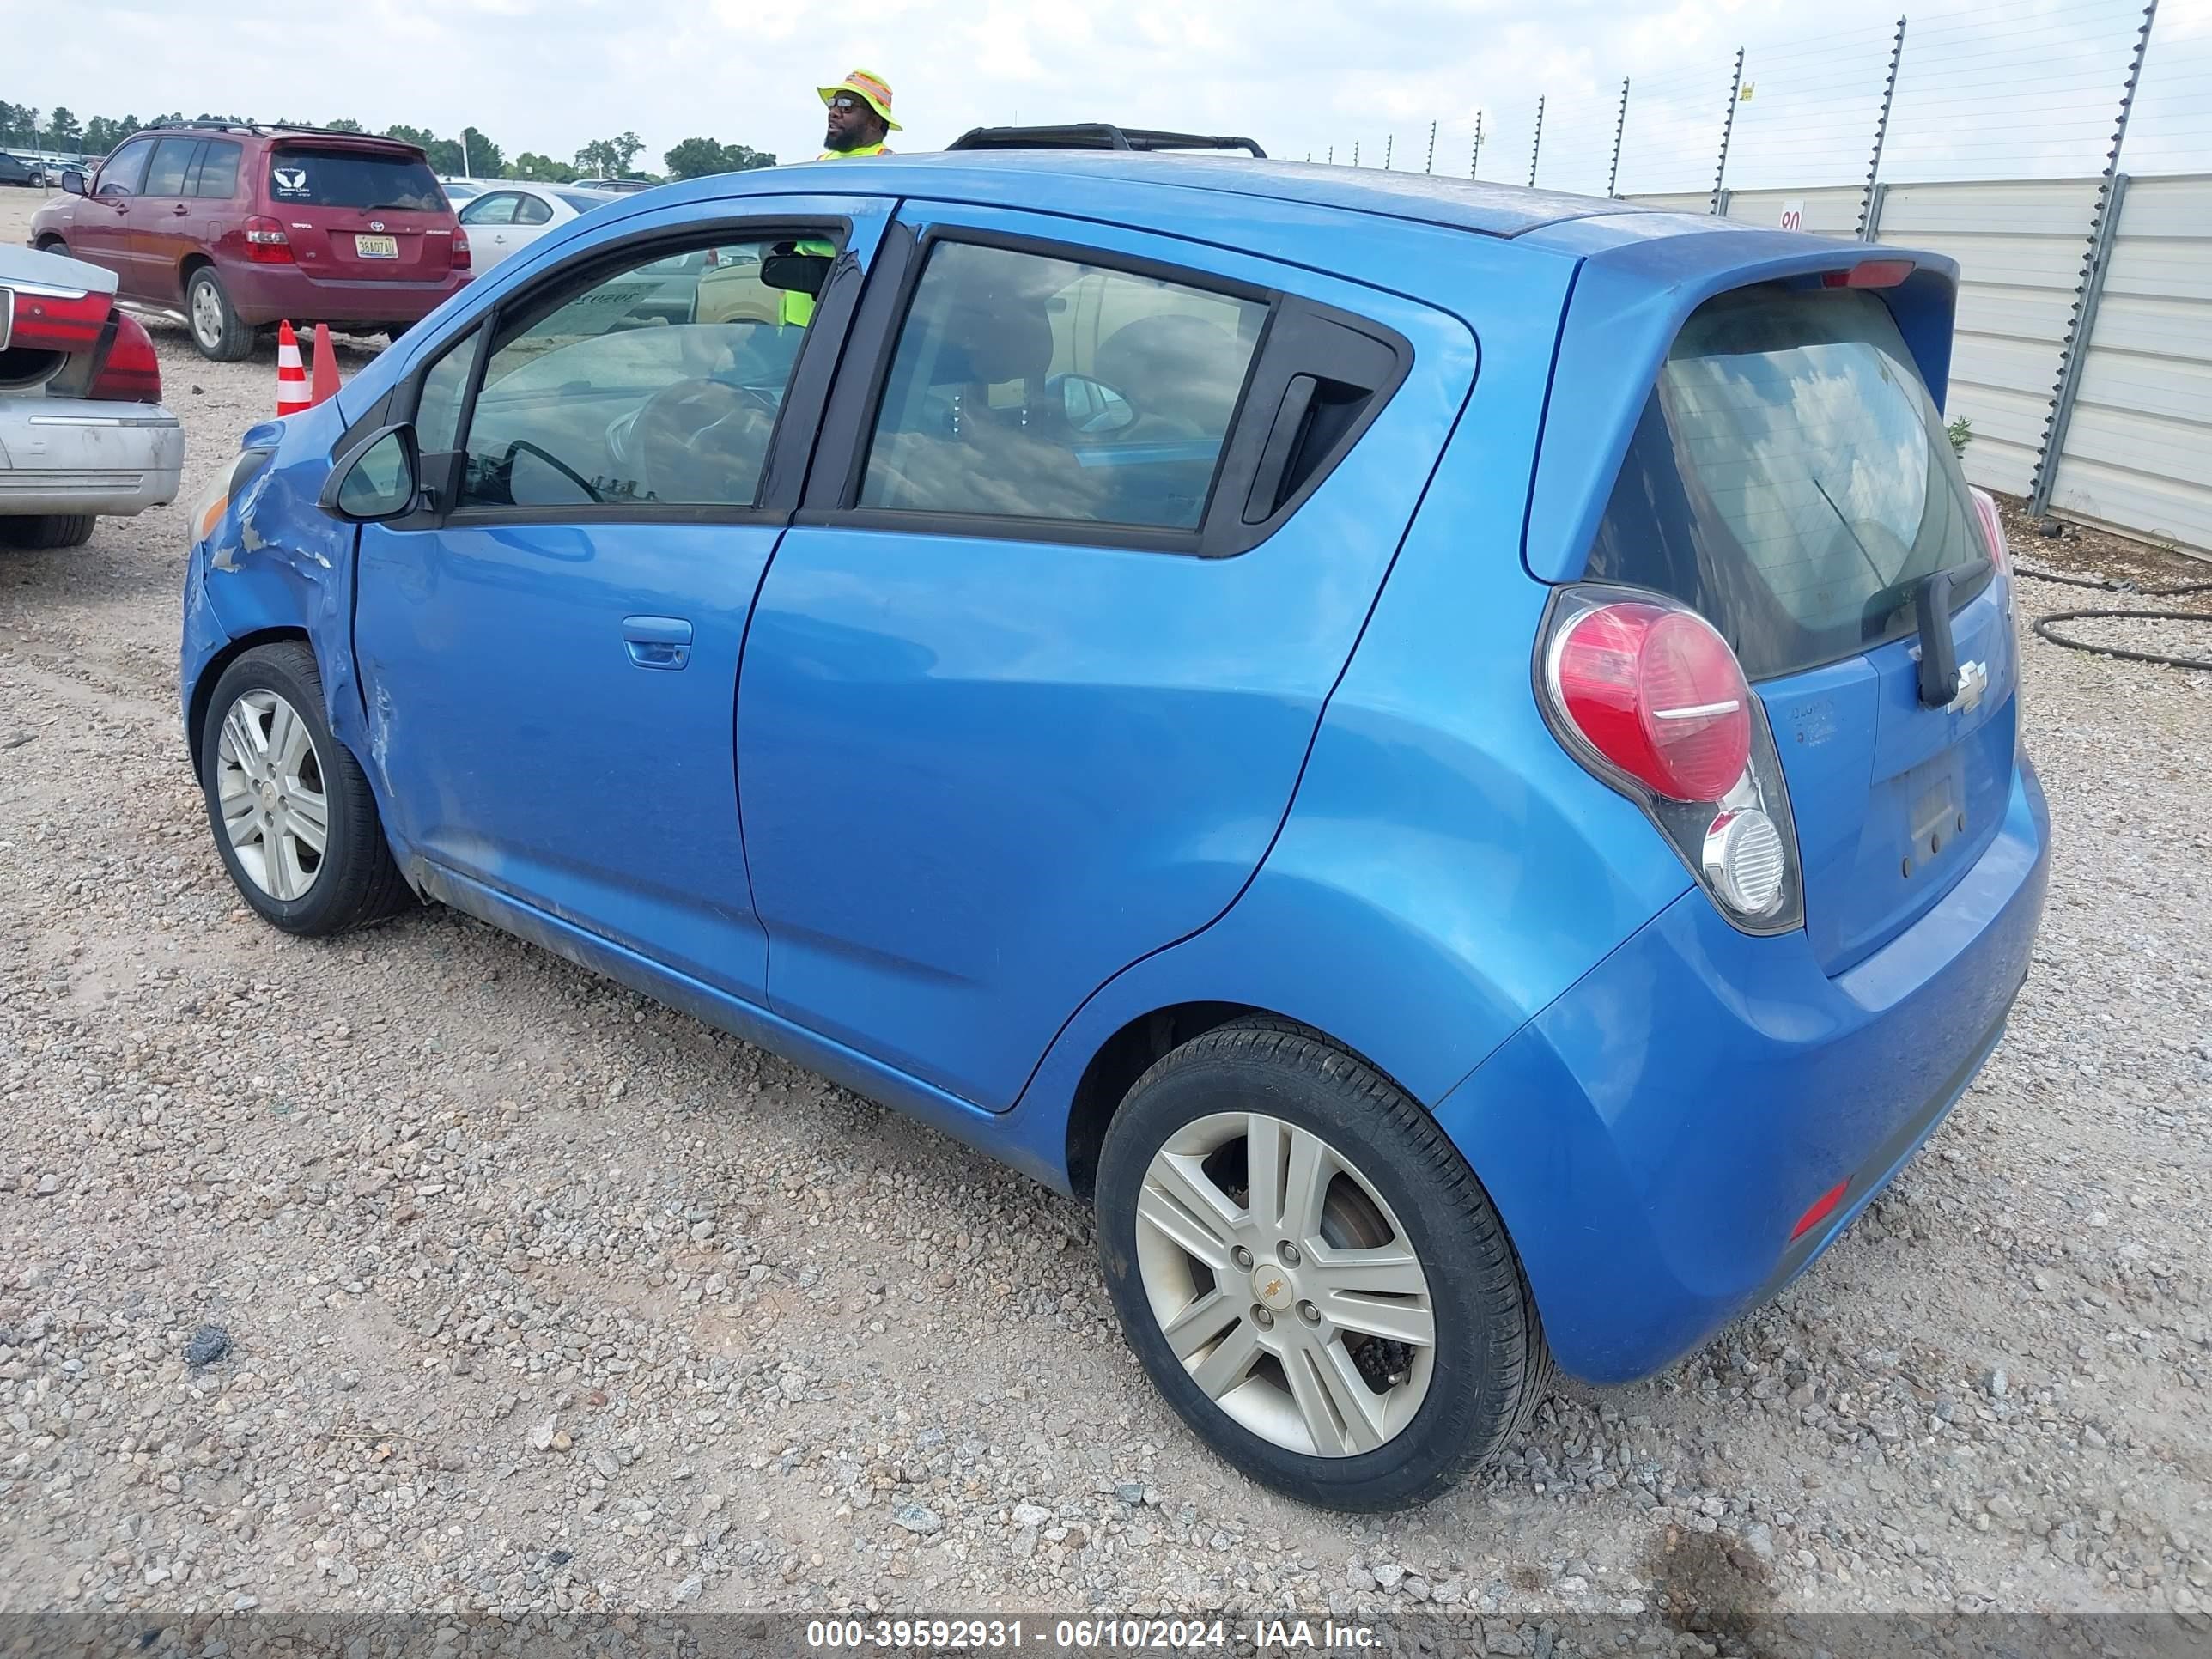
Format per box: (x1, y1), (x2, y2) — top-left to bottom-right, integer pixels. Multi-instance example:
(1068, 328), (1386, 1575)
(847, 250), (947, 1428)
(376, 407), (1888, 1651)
(1095, 314), (1248, 431)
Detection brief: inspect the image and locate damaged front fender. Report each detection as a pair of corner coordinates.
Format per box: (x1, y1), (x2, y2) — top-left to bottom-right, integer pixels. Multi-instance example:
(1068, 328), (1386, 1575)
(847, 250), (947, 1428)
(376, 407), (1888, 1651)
(181, 398), (375, 780)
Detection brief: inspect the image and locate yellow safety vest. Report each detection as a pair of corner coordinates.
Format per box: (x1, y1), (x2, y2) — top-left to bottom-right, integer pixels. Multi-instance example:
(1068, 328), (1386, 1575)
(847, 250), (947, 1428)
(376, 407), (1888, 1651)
(782, 145), (890, 325)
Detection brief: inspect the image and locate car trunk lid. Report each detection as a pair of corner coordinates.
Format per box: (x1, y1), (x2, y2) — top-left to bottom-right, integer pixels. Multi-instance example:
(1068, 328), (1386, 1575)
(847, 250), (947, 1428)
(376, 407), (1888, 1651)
(266, 143), (455, 282)
(1583, 278), (2017, 976)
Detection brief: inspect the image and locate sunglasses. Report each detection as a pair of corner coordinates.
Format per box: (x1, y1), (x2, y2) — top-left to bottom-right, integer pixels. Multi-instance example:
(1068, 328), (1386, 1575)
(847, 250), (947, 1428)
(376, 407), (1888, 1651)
(828, 94), (864, 111)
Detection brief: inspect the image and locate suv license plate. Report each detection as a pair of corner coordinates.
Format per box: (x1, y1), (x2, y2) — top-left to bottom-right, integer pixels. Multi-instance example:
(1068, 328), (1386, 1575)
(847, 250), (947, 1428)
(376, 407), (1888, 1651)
(355, 234), (399, 259)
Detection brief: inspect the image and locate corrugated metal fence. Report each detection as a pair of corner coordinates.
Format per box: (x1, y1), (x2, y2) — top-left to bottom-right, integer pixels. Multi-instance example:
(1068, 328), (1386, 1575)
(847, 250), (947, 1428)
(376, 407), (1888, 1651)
(1626, 173), (2212, 556)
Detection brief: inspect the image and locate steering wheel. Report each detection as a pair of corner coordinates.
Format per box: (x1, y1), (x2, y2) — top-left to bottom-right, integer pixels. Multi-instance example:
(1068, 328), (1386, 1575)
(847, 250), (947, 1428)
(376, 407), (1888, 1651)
(629, 378), (781, 504)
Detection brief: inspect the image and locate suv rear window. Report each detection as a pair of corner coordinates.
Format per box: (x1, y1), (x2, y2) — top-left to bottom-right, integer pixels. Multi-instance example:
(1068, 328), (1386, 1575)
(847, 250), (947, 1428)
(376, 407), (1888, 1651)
(268, 147), (444, 211)
(1587, 286), (1984, 682)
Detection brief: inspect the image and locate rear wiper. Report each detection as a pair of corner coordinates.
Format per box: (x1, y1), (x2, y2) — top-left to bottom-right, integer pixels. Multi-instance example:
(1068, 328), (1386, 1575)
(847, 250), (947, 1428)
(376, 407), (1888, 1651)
(1912, 556), (1994, 707)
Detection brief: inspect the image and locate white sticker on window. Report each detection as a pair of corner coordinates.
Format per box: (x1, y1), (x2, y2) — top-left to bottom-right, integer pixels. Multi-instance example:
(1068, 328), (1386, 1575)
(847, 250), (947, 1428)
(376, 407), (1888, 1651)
(272, 166), (310, 197)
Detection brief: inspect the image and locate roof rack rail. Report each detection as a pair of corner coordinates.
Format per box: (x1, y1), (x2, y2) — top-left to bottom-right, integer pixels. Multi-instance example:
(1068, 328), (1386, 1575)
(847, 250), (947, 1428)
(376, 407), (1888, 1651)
(161, 118), (397, 143)
(946, 124), (1266, 159)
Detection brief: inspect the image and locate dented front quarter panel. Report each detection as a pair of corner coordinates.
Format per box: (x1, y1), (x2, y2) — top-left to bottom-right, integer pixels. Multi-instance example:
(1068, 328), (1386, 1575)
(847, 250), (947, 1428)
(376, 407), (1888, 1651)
(181, 399), (372, 770)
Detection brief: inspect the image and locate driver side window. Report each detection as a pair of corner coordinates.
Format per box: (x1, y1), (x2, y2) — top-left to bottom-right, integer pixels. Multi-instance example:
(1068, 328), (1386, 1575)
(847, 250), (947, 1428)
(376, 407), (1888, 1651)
(455, 233), (825, 512)
(97, 137), (155, 198)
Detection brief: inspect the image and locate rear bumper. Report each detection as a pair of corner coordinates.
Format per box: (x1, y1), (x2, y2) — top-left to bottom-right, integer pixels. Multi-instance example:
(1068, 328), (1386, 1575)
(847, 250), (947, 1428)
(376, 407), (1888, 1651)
(218, 258), (471, 326)
(1435, 753), (2051, 1385)
(0, 405), (185, 516)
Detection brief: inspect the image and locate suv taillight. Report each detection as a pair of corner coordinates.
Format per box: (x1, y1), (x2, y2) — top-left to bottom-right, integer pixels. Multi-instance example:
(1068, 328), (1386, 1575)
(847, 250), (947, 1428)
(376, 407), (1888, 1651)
(244, 216), (295, 264)
(88, 313), (161, 403)
(1540, 587), (1802, 932)
(453, 230), (471, 271)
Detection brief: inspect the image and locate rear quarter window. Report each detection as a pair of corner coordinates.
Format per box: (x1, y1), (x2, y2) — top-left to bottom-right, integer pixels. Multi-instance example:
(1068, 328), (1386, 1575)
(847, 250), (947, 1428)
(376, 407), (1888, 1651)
(268, 148), (445, 211)
(1587, 286), (1984, 682)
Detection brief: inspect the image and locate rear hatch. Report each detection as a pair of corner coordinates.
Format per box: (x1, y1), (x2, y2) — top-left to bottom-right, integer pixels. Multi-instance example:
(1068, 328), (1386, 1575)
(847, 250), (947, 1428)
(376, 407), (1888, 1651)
(264, 143), (455, 282)
(1585, 281), (2014, 975)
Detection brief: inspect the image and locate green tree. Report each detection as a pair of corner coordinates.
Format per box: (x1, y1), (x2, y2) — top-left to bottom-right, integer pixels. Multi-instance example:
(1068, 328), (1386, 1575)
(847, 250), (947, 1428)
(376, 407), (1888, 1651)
(662, 137), (726, 179)
(47, 106), (81, 148)
(325, 118), (364, 133)
(457, 127), (503, 178)
(384, 123), (435, 149)
(117, 114), (142, 140)
(513, 150), (579, 183)
(573, 139), (614, 178)
(610, 130), (644, 173)
(82, 116), (121, 155)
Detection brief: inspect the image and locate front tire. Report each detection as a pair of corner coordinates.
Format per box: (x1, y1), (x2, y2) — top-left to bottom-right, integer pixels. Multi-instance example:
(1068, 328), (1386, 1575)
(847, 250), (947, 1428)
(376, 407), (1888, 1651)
(198, 641), (414, 935)
(1096, 1021), (1549, 1511)
(185, 267), (255, 362)
(0, 514), (96, 549)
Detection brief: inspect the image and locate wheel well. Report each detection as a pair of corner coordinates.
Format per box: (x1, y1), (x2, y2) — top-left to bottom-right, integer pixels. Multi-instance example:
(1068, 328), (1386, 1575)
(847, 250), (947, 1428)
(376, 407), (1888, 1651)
(34, 234), (67, 253)
(187, 626), (310, 772)
(179, 253), (214, 304)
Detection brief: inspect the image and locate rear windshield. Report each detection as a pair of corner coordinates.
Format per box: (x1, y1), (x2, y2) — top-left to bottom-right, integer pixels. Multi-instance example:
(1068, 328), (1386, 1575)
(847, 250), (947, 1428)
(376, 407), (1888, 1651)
(268, 147), (444, 211)
(556, 191), (614, 214)
(1587, 286), (1984, 681)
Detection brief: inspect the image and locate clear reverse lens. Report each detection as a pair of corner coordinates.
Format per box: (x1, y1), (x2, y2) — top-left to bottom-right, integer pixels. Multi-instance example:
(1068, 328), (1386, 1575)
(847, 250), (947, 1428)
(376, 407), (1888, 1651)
(1703, 808), (1787, 916)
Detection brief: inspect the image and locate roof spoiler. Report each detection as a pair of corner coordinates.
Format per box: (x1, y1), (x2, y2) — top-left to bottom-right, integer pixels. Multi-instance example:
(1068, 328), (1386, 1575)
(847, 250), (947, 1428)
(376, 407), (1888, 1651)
(946, 124), (1266, 158)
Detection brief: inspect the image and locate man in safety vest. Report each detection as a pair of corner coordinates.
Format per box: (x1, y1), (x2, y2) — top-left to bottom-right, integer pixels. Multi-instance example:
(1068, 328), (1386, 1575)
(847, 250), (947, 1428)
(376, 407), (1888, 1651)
(782, 70), (900, 325)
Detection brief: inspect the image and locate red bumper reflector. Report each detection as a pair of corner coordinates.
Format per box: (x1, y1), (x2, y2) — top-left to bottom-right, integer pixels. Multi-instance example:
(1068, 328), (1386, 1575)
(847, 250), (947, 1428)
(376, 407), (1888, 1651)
(1791, 1180), (1850, 1242)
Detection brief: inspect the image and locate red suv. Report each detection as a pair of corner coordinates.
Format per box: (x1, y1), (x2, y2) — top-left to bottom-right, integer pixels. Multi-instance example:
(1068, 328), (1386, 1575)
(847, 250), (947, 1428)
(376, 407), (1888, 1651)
(30, 123), (471, 362)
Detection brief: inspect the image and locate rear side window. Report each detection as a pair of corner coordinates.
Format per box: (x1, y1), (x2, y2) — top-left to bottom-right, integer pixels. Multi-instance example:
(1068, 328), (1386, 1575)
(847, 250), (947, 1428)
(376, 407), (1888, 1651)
(144, 138), (200, 198)
(861, 240), (1267, 531)
(268, 148), (444, 211)
(1587, 287), (1983, 681)
(515, 195), (554, 227)
(191, 140), (241, 199)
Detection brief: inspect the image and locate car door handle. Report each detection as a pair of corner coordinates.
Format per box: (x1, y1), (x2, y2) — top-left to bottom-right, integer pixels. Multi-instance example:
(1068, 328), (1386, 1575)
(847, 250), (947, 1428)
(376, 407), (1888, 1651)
(172, 204), (190, 216)
(622, 615), (692, 670)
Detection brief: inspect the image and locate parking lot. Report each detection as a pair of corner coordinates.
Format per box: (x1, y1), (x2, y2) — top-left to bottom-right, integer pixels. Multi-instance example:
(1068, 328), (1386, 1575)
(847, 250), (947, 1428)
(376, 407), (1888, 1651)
(3, 182), (2210, 1633)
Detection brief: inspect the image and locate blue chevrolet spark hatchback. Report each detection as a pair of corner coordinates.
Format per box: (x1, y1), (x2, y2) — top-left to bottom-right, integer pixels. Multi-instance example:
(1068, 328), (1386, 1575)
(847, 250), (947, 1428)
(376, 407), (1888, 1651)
(181, 149), (2049, 1510)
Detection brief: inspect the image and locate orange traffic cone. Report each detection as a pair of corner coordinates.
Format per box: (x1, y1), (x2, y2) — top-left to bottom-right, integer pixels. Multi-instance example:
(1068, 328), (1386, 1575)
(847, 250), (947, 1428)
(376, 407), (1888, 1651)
(309, 323), (340, 407)
(275, 321), (310, 417)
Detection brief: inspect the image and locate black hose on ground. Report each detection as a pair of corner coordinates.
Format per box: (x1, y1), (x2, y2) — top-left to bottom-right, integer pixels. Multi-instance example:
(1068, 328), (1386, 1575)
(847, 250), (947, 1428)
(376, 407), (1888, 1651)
(2012, 565), (2212, 674)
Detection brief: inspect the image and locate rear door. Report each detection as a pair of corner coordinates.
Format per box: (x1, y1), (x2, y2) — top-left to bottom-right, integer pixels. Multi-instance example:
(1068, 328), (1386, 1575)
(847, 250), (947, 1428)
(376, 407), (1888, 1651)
(736, 201), (1476, 1109)
(1583, 283), (2016, 974)
(264, 143), (456, 283)
(131, 136), (205, 304)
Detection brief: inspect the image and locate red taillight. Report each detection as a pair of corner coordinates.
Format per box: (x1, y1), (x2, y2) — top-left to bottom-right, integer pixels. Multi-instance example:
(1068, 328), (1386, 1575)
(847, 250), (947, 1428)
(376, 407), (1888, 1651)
(1550, 602), (1753, 802)
(1966, 485), (2010, 574)
(1821, 259), (1915, 289)
(88, 313), (161, 404)
(453, 231), (471, 271)
(6, 284), (111, 350)
(244, 216), (295, 264)
(1790, 1180), (1850, 1242)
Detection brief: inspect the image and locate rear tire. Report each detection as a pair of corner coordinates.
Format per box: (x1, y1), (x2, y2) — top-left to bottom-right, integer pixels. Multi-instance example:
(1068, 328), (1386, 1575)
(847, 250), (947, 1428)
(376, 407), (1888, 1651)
(198, 641), (416, 936)
(1096, 1019), (1550, 1511)
(185, 267), (254, 362)
(0, 514), (97, 550)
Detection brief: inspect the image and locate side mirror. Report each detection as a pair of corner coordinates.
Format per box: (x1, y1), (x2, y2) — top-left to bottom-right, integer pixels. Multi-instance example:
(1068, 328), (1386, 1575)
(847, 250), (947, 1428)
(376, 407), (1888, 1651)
(320, 424), (421, 521)
(1049, 372), (1135, 434)
(60, 169), (88, 197)
(760, 252), (833, 299)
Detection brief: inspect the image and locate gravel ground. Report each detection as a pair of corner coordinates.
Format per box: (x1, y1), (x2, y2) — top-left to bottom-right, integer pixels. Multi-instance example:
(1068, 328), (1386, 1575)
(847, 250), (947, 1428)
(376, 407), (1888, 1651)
(3, 190), (2209, 1636)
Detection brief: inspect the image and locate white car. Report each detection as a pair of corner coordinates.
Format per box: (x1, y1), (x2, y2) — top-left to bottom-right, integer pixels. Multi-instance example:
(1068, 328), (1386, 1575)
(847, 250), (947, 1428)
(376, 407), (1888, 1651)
(455, 182), (620, 273)
(0, 243), (185, 550)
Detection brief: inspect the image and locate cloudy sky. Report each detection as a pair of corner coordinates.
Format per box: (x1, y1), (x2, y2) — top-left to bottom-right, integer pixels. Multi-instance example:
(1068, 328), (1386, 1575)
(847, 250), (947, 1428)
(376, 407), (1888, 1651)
(15, 0), (2209, 191)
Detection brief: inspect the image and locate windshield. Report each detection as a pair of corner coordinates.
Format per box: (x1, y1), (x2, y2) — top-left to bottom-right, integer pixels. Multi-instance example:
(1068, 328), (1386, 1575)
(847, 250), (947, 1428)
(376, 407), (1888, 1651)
(268, 148), (444, 211)
(1587, 285), (1984, 681)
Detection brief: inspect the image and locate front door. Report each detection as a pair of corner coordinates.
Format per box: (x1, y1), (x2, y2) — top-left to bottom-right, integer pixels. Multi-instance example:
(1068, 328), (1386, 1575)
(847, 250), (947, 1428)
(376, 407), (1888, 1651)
(69, 135), (153, 285)
(353, 199), (888, 1003)
(737, 201), (1477, 1108)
